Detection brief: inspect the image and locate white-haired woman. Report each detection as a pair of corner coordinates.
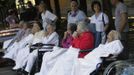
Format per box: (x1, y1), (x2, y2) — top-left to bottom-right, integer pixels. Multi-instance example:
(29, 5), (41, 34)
(72, 21), (94, 58)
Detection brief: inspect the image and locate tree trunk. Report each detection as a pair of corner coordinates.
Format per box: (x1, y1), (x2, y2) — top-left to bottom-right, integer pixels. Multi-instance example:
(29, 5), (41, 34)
(78, 0), (87, 15)
(43, 0), (52, 12)
(102, 0), (115, 33)
(54, 0), (61, 19)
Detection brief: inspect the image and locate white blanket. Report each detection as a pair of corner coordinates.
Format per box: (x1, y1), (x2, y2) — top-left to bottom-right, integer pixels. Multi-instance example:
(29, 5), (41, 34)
(36, 46), (79, 75)
(77, 40), (123, 75)
(36, 40), (123, 75)
(3, 34), (33, 60)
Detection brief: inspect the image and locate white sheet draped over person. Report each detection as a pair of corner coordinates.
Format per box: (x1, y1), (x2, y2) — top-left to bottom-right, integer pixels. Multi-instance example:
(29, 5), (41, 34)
(14, 22), (59, 74)
(3, 21), (32, 53)
(77, 40), (123, 75)
(35, 46), (80, 75)
(36, 47), (67, 75)
(3, 34), (33, 61)
(35, 30), (123, 75)
(24, 32), (59, 73)
(12, 21), (44, 70)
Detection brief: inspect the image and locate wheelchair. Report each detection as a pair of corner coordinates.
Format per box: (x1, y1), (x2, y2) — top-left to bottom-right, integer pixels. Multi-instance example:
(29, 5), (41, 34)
(29, 44), (119, 75)
(103, 59), (134, 75)
(30, 43), (55, 75)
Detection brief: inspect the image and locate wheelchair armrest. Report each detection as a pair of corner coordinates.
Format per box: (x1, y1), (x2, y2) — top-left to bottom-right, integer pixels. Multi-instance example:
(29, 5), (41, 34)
(31, 43), (54, 48)
(42, 44), (55, 46)
(38, 44), (55, 52)
(79, 49), (93, 53)
(32, 43), (55, 47)
(30, 43), (55, 52)
(32, 43), (43, 47)
(101, 54), (117, 61)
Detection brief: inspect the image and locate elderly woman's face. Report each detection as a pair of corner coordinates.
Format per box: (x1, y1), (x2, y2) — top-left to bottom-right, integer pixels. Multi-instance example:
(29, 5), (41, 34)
(32, 23), (41, 34)
(94, 4), (100, 13)
(107, 31), (114, 43)
(22, 23), (28, 29)
(71, 1), (78, 11)
(47, 24), (54, 33)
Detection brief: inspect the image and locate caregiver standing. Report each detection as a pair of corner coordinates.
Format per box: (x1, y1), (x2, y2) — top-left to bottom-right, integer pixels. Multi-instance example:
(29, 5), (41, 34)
(90, 1), (109, 47)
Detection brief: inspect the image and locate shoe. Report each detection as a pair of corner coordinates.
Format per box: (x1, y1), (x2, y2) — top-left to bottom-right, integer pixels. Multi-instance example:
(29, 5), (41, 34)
(16, 68), (23, 75)
(22, 69), (29, 75)
(35, 72), (40, 75)
(0, 52), (4, 58)
(12, 68), (22, 72)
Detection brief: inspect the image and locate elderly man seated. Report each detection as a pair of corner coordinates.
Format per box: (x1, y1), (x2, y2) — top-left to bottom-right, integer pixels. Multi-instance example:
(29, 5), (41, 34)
(14, 22), (59, 75)
(35, 29), (123, 75)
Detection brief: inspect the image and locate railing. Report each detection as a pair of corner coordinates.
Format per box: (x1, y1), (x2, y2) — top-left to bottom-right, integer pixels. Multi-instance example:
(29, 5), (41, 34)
(0, 28), (19, 42)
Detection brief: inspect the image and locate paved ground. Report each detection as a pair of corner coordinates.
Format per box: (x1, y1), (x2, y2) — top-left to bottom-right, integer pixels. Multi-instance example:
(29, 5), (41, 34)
(0, 66), (17, 75)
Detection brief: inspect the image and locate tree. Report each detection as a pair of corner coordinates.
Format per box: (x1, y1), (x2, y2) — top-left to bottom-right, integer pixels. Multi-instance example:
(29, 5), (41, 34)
(79, 0), (87, 15)
(41, 0), (52, 12)
(54, 0), (61, 19)
(101, 0), (115, 33)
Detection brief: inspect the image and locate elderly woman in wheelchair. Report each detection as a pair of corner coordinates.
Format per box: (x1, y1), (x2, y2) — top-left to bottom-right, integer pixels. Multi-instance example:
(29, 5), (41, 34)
(12, 21), (44, 71)
(35, 26), (123, 75)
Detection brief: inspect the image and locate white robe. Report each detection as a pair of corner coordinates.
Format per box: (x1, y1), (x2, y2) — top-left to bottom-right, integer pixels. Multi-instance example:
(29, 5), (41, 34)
(35, 46), (79, 75)
(41, 10), (57, 31)
(15, 32), (59, 72)
(24, 32), (59, 72)
(13, 31), (44, 70)
(35, 40), (123, 75)
(3, 34), (33, 60)
(3, 28), (31, 51)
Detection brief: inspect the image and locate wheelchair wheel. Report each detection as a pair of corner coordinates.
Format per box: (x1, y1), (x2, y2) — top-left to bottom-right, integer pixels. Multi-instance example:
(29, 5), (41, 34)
(103, 60), (129, 75)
